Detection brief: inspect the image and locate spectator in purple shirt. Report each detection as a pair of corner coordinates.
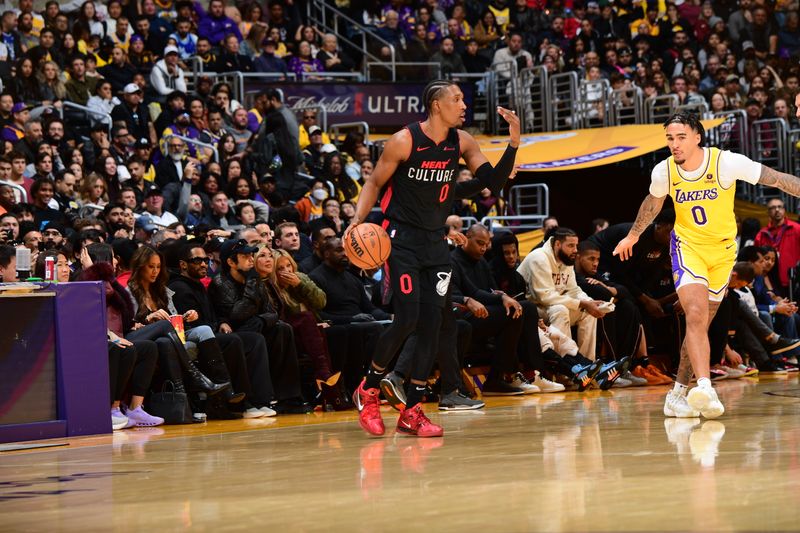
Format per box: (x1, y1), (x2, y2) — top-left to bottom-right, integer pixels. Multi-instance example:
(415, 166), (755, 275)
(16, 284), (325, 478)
(195, 0), (242, 47)
(287, 41), (325, 79)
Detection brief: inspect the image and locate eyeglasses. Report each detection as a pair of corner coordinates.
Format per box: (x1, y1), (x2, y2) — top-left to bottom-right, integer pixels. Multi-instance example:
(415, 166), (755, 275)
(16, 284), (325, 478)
(187, 257), (210, 264)
(169, 143), (184, 149)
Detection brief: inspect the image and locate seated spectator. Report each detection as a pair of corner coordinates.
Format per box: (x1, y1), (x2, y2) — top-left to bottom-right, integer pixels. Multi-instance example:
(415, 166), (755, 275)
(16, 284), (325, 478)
(150, 45), (187, 102)
(225, 108), (252, 152)
(204, 191), (241, 230)
(65, 55), (97, 107)
(98, 46), (137, 93)
(0, 243), (17, 281)
(316, 34), (355, 74)
(30, 178), (64, 226)
(208, 238), (310, 413)
(299, 226), (335, 274)
(432, 36), (466, 76)
(287, 40), (325, 79)
(215, 32), (254, 73)
(254, 38), (289, 77)
(168, 17), (198, 60)
(274, 221), (312, 263)
(294, 179), (328, 223)
(142, 185), (179, 228)
(518, 228), (604, 360)
(308, 238), (387, 393)
(167, 241), (277, 418)
(1, 103), (28, 145)
(197, 0), (242, 47)
(309, 197), (346, 237)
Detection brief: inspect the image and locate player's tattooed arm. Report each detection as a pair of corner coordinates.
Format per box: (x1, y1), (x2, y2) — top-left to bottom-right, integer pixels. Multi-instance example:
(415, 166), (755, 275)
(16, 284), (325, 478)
(758, 166), (800, 197)
(629, 194), (666, 237)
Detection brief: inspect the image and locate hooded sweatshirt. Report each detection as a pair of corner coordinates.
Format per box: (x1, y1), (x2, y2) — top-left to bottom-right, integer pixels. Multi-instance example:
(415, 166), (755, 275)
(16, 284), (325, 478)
(517, 237), (592, 311)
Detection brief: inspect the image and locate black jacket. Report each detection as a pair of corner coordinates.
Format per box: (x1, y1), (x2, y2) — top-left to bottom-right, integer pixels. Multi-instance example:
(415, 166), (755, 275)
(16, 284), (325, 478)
(308, 263), (390, 324)
(168, 272), (220, 331)
(450, 247), (503, 306)
(111, 101), (151, 142)
(208, 271), (279, 331)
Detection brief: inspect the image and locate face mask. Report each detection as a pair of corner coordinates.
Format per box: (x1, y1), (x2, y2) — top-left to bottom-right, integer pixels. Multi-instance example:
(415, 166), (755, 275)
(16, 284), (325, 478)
(312, 189), (327, 201)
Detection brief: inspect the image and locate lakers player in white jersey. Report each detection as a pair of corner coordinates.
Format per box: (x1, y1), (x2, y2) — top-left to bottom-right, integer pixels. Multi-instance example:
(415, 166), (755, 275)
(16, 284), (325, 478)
(614, 113), (800, 419)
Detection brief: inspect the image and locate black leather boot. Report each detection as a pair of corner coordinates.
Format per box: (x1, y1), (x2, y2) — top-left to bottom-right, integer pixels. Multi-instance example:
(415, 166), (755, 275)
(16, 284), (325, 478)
(168, 332), (230, 396)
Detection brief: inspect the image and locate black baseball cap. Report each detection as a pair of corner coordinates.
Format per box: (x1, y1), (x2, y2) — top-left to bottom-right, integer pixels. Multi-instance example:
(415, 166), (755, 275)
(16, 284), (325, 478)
(219, 239), (258, 265)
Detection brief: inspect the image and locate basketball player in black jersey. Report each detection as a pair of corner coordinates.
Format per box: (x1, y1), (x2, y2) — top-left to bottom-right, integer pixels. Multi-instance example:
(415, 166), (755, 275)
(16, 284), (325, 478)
(346, 80), (521, 437)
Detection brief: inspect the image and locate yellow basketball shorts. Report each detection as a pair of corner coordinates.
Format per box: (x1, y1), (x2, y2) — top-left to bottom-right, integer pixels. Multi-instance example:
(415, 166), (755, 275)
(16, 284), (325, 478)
(670, 232), (737, 301)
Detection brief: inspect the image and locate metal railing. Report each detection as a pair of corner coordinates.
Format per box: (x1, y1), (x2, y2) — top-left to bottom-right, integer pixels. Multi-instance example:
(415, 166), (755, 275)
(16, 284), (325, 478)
(0, 179), (27, 203)
(547, 72), (579, 131)
(578, 78), (612, 129)
(707, 110), (749, 156)
(447, 72), (496, 132)
(481, 215), (549, 231)
(366, 61), (442, 82)
(491, 61), (519, 136)
(644, 94), (679, 124)
(164, 134), (219, 163)
(329, 121), (370, 147)
(507, 183), (549, 221)
(301, 71), (364, 82)
(749, 118), (790, 209)
(518, 66), (548, 133)
(307, 0), (396, 80)
(609, 85), (643, 125)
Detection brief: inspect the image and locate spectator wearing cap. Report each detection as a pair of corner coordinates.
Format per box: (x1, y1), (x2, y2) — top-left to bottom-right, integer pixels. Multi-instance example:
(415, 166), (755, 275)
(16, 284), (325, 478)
(208, 238), (309, 414)
(112, 83), (153, 144)
(724, 73), (745, 108)
(298, 109), (331, 150)
(196, 0), (243, 46)
(133, 214), (158, 243)
(64, 55), (98, 107)
(737, 40), (761, 73)
(150, 45), (187, 101)
(215, 33), (254, 73)
(253, 38), (288, 77)
(128, 34), (155, 76)
(143, 185), (179, 228)
(42, 220), (66, 250)
(1, 103), (28, 144)
(302, 127), (327, 178)
(98, 46), (138, 93)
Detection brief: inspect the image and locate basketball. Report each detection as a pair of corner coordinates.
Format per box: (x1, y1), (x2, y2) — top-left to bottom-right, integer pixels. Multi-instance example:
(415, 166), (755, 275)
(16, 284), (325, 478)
(344, 223), (391, 270)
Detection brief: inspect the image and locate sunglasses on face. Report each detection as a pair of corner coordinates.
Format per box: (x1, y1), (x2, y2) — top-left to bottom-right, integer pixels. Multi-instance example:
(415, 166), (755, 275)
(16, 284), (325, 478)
(187, 257), (210, 264)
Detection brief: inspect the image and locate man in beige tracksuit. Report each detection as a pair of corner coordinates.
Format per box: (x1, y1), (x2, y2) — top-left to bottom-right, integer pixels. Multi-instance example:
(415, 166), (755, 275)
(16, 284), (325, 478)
(517, 228), (605, 360)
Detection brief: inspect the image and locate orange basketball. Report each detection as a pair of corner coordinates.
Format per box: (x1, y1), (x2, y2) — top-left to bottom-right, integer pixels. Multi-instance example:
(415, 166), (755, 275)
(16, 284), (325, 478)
(344, 223), (391, 270)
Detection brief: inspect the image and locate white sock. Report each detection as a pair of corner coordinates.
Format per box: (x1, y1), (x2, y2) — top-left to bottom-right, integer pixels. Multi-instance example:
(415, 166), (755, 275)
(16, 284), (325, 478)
(672, 382), (688, 396)
(697, 377), (712, 389)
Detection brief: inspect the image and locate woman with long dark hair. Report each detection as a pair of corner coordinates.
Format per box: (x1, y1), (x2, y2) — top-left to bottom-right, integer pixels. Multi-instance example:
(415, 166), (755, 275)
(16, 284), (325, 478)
(126, 246), (234, 401)
(323, 152), (360, 204)
(11, 57), (41, 105)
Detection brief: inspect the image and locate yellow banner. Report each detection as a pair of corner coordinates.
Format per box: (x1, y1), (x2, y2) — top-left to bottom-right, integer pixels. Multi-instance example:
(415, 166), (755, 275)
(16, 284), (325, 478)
(477, 119), (725, 171)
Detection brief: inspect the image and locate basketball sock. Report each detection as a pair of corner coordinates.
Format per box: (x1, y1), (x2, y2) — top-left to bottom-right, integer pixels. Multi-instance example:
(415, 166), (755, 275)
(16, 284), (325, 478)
(405, 385), (426, 410)
(697, 377), (712, 389)
(672, 382), (688, 396)
(364, 366), (385, 390)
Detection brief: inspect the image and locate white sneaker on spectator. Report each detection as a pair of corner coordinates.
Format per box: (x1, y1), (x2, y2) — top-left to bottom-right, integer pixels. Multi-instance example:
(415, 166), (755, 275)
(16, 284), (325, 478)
(687, 384), (725, 419)
(258, 405), (277, 417)
(111, 407), (129, 430)
(510, 373), (540, 394)
(243, 407), (267, 418)
(664, 390), (700, 418)
(531, 371), (565, 393)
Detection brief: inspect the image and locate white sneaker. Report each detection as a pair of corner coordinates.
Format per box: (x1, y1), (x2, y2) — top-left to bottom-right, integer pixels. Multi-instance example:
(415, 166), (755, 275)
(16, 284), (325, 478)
(243, 407), (267, 418)
(111, 408), (129, 430)
(531, 371), (565, 393)
(664, 390), (700, 418)
(510, 373), (540, 394)
(687, 384), (725, 419)
(258, 405), (277, 417)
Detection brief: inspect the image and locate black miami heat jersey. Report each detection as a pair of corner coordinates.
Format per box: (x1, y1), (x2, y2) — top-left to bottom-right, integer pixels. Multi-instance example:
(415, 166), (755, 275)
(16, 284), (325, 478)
(380, 122), (460, 232)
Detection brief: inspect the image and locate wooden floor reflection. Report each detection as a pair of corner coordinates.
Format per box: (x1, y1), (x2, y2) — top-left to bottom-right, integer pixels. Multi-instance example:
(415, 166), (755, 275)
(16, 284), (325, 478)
(3, 376), (800, 532)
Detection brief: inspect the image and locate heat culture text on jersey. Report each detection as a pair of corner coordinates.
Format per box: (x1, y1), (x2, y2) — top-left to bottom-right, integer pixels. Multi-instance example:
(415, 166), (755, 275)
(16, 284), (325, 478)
(381, 122), (460, 232)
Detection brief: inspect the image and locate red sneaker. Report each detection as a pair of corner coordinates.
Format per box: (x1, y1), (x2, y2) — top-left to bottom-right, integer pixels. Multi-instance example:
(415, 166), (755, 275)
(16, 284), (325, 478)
(353, 379), (385, 436)
(396, 404), (443, 437)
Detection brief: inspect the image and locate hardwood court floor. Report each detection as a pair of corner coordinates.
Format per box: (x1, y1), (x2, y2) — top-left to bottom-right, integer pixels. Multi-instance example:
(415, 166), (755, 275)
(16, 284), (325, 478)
(2, 376), (800, 532)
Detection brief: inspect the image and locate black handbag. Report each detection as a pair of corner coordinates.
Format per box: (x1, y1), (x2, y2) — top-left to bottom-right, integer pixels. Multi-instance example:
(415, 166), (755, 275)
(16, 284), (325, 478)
(147, 381), (193, 424)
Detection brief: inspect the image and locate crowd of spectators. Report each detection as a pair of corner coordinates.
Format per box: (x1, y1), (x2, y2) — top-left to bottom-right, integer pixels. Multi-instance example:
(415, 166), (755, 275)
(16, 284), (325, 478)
(1, 0), (800, 430)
